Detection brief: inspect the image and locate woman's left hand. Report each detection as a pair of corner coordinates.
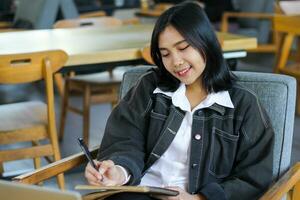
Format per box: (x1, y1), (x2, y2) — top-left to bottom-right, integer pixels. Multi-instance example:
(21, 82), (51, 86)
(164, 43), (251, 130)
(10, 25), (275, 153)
(152, 186), (206, 200)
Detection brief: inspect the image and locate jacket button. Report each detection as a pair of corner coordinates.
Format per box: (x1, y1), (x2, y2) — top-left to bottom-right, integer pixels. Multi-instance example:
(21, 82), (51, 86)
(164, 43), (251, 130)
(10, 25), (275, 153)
(191, 163), (198, 168)
(194, 134), (201, 140)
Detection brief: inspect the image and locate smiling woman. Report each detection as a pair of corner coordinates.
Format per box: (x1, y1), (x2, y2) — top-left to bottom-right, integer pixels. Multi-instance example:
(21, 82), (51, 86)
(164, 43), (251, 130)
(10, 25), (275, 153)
(158, 26), (207, 109)
(84, 2), (275, 200)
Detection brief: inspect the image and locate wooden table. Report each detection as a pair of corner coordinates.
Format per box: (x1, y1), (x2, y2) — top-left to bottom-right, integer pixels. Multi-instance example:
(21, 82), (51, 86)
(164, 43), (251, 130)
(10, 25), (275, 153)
(137, 9), (164, 18)
(137, 3), (173, 18)
(0, 24), (257, 67)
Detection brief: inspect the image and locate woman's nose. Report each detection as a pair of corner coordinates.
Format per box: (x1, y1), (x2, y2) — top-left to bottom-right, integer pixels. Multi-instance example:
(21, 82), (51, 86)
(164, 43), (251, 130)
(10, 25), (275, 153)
(173, 54), (184, 67)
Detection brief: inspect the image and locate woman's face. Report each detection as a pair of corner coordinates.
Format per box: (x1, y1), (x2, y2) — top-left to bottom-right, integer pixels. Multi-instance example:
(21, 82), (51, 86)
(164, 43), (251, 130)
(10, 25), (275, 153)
(158, 25), (206, 87)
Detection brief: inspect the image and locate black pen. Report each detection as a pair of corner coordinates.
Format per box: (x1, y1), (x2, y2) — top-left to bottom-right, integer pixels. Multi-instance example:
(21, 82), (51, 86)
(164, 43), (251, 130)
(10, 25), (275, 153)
(77, 138), (97, 170)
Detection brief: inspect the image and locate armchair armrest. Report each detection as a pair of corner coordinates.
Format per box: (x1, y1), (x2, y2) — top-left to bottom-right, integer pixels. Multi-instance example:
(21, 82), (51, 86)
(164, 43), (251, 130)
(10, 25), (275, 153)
(13, 146), (99, 185)
(221, 12), (273, 32)
(260, 162), (300, 200)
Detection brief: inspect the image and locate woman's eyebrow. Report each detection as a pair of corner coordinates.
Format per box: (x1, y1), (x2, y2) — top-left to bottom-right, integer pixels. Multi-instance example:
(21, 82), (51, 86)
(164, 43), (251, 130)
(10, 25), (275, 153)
(159, 40), (187, 50)
(174, 40), (187, 46)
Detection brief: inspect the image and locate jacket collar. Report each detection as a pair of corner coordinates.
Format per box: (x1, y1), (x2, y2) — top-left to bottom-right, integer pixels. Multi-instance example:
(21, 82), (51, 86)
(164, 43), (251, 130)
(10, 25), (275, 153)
(153, 83), (234, 114)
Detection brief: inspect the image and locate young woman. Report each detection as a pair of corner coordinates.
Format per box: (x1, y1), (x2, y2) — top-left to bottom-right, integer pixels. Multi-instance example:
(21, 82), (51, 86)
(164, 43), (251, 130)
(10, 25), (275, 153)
(85, 2), (274, 200)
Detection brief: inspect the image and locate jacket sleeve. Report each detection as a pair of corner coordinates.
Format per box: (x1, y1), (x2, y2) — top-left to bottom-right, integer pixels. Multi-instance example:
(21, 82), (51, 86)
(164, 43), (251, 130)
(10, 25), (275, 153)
(200, 96), (275, 200)
(96, 71), (156, 185)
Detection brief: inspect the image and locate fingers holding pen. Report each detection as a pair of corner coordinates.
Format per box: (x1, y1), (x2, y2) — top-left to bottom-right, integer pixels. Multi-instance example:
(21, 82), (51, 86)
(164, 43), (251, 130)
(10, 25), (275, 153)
(85, 159), (102, 185)
(85, 159), (122, 186)
(98, 160), (115, 175)
(98, 160), (118, 185)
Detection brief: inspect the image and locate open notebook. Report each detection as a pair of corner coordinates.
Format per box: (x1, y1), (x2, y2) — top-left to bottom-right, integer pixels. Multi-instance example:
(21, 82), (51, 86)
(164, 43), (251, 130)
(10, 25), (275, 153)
(0, 180), (81, 200)
(0, 180), (179, 200)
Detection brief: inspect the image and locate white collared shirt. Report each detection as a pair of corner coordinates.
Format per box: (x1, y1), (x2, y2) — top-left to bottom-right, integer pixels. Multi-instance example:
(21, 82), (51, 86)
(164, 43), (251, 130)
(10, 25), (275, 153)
(139, 83), (234, 190)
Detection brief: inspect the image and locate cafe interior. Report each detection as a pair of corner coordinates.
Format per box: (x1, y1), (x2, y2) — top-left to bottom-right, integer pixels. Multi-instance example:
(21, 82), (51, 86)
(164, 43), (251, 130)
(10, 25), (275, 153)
(0, 0), (300, 199)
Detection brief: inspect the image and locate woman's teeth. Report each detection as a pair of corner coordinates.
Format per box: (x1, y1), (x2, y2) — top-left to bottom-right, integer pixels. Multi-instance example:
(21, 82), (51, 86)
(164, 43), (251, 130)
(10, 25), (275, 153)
(177, 67), (190, 76)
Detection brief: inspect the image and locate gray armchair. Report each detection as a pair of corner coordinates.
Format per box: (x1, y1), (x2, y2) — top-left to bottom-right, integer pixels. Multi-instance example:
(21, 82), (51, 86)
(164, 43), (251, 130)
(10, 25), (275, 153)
(14, 66), (298, 199)
(120, 66), (297, 199)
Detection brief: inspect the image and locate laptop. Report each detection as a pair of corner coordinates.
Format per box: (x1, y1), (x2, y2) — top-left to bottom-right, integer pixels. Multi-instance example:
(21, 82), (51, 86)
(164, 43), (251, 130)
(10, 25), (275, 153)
(0, 180), (81, 200)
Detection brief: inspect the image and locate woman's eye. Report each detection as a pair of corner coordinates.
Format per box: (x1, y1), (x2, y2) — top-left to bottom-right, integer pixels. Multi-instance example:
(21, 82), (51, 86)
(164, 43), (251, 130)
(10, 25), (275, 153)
(179, 45), (190, 51)
(161, 53), (169, 57)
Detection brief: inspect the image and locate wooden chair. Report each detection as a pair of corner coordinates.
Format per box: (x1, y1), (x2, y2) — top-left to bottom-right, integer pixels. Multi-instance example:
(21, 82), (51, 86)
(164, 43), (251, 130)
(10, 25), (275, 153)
(53, 17), (127, 146)
(13, 66), (298, 200)
(221, 1), (278, 53)
(0, 50), (68, 189)
(273, 15), (300, 115)
(140, 46), (154, 65)
(260, 163), (300, 200)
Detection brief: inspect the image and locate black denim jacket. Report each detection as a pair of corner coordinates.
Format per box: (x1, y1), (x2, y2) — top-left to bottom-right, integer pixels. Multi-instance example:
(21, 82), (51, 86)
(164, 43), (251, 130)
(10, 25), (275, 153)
(98, 69), (274, 200)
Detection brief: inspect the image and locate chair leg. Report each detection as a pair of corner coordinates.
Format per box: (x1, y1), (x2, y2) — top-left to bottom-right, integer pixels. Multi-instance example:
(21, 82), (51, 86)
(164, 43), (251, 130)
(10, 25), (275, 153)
(52, 147), (65, 190)
(54, 73), (65, 97)
(291, 181), (300, 200)
(111, 86), (119, 109)
(33, 157), (43, 186)
(49, 111), (65, 190)
(51, 136), (65, 190)
(295, 38), (300, 63)
(33, 157), (41, 169)
(0, 162), (4, 175)
(59, 80), (70, 141)
(57, 173), (65, 190)
(31, 141), (41, 170)
(297, 82), (300, 116)
(112, 101), (118, 109)
(83, 85), (91, 146)
(31, 141), (42, 172)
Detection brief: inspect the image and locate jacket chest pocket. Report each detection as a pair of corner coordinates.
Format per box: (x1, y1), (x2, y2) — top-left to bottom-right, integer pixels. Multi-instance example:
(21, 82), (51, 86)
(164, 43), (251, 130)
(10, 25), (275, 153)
(147, 96), (170, 134)
(208, 127), (239, 178)
(146, 110), (168, 150)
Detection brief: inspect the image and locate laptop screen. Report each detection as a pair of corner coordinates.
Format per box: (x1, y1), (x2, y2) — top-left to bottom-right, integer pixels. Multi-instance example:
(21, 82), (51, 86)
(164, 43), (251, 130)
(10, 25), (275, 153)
(0, 180), (81, 200)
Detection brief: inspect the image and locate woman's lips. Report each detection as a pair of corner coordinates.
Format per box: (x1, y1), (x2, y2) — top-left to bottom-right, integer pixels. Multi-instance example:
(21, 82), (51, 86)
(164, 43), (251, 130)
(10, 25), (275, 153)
(176, 66), (191, 77)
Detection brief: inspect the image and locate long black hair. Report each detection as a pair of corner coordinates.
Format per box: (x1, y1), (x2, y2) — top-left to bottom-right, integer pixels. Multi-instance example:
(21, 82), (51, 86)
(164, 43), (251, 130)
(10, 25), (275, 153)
(151, 1), (235, 92)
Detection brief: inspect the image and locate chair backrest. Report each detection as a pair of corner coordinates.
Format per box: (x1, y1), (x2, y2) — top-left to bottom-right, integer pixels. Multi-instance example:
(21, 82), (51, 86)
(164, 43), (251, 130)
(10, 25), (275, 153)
(273, 15), (300, 73)
(0, 50), (68, 84)
(53, 16), (123, 29)
(140, 46), (154, 65)
(120, 66), (296, 181)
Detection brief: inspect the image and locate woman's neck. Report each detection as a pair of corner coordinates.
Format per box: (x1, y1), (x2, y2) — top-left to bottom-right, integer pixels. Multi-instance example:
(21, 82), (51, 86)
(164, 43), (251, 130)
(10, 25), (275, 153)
(186, 81), (207, 110)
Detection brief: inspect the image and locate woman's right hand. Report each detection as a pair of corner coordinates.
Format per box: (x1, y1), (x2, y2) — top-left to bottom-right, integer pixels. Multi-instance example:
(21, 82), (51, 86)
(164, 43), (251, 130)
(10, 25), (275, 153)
(84, 159), (126, 186)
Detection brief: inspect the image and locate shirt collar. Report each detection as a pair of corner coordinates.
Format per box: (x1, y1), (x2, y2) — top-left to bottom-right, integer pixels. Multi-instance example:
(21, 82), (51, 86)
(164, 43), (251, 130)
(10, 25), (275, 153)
(153, 83), (234, 113)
